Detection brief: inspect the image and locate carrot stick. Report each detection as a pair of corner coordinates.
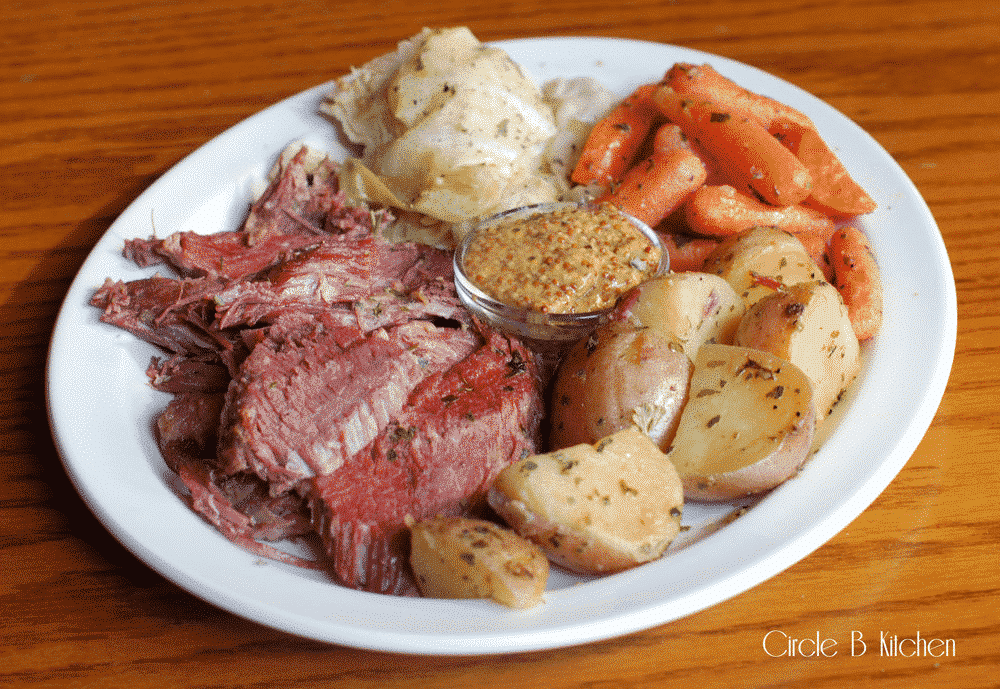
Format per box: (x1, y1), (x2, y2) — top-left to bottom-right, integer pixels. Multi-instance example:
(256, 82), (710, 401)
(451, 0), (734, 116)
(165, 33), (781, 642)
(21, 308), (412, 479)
(653, 86), (813, 207)
(599, 146), (708, 228)
(795, 222), (837, 282)
(682, 184), (835, 277)
(770, 117), (878, 217)
(829, 226), (883, 340)
(571, 83), (662, 187)
(664, 62), (814, 130)
(658, 232), (721, 272)
(651, 122), (689, 154)
(684, 184), (836, 239)
(664, 62), (875, 216)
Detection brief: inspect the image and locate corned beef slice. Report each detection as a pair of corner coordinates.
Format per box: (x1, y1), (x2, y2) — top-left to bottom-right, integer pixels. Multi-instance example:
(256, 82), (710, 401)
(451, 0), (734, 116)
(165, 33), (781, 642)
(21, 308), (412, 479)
(242, 147), (352, 243)
(155, 393), (319, 568)
(269, 232), (456, 295)
(122, 147), (373, 283)
(90, 275), (234, 359)
(95, 144), (547, 595)
(216, 320), (481, 494)
(213, 235), (465, 331)
(178, 459), (320, 570)
(310, 328), (544, 593)
(146, 355), (230, 394)
(156, 392), (318, 569)
(267, 233), (459, 313)
(154, 391), (226, 474)
(123, 229), (324, 283)
(91, 274), (249, 389)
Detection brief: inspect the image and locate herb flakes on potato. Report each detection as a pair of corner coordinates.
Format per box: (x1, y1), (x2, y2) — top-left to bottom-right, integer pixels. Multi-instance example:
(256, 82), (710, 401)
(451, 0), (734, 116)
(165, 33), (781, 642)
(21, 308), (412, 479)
(489, 427), (684, 575)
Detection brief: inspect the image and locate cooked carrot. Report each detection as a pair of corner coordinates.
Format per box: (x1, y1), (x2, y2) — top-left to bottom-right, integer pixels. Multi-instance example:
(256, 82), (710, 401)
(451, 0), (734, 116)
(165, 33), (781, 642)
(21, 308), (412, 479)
(796, 222), (838, 282)
(682, 185), (836, 279)
(653, 86), (813, 207)
(571, 82), (662, 187)
(665, 62), (814, 130)
(599, 146), (708, 228)
(653, 121), (729, 187)
(659, 232), (721, 272)
(651, 122), (688, 154)
(829, 226), (883, 340)
(768, 117), (878, 217)
(684, 184), (836, 239)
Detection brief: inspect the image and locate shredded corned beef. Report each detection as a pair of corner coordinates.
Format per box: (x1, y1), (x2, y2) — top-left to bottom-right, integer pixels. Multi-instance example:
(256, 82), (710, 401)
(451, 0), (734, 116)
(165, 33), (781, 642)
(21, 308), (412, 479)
(92, 144), (545, 594)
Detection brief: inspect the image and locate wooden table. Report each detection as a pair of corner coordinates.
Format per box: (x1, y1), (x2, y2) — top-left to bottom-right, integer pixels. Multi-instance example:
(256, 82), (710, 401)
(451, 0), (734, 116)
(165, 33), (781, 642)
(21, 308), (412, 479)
(3, 0), (997, 686)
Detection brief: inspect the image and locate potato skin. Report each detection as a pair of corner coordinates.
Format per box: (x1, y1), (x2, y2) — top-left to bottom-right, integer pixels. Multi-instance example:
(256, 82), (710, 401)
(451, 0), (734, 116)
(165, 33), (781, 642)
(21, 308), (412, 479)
(489, 427), (685, 575)
(735, 280), (861, 423)
(408, 516), (549, 608)
(549, 327), (692, 452)
(667, 344), (815, 501)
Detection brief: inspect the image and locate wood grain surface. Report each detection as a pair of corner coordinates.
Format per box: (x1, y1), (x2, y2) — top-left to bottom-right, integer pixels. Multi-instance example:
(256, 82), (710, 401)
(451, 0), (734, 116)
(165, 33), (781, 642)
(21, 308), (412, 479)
(2, 0), (998, 686)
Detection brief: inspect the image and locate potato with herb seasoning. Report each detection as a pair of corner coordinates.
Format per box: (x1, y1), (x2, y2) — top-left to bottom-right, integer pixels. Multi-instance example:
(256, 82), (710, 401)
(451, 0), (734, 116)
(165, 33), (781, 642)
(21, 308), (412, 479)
(408, 516), (549, 608)
(666, 343), (815, 501)
(734, 280), (861, 423)
(611, 271), (745, 360)
(488, 427), (685, 575)
(702, 226), (826, 309)
(549, 326), (693, 452)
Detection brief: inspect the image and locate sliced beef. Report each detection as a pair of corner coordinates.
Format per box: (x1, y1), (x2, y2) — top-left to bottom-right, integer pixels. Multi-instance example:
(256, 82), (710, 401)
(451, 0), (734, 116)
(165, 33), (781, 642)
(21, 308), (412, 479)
(309, 327), (544, 594)
(147, 355), (230, 394)
(349, 283), (466, 333)
(178, 461), (319, 568)
(266, 235), (384, 302)
(243, 147), (345, 243)
(216, 319), (481, 495)
(123, 146), (386, 283)
(155, 392), (318, 567)
(269, 233), (456, 300)
(214, 280), (466, 335)
(214, 234), (464, 330)
(91, 275), (234, 359)
(123, 228), (324, 283)
(154, 391), (227, 474)
(99, 142), (547, 596)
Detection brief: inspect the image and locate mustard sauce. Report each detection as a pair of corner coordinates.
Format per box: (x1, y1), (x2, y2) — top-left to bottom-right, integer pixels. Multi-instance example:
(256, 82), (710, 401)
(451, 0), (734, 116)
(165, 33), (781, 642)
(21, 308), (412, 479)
(463, 203), (661, 314)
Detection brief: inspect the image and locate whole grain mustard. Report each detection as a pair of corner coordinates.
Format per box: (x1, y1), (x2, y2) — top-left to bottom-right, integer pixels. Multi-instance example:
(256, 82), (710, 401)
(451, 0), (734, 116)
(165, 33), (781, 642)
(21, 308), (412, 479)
(463, 203), (661, 314)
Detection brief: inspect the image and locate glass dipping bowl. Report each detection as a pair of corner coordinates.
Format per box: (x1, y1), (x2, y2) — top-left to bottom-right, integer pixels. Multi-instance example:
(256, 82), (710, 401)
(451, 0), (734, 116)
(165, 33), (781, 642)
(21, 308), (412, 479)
(453, 201), (668, 352)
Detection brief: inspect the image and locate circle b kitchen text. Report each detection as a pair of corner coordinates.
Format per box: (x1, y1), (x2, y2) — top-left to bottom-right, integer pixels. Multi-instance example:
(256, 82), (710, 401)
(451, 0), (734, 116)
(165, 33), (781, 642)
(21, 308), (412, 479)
(762, 630), (956, 658)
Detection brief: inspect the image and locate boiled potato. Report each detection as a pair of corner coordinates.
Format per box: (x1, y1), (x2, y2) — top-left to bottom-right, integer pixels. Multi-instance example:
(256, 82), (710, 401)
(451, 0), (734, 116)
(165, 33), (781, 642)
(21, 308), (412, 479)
(549, 327), (692, 451)
(611, 271), (745, 359)
(702, 226), (825, 308)
(666, 344), (815, 501)
(735, 280), (861, 423)
(489, 427), (684, 575)
(408, 516), (549, 608)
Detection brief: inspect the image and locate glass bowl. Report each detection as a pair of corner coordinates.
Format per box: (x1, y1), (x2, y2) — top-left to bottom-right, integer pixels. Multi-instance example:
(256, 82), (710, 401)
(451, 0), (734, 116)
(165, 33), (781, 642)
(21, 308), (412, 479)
(453, 201), (668, 350)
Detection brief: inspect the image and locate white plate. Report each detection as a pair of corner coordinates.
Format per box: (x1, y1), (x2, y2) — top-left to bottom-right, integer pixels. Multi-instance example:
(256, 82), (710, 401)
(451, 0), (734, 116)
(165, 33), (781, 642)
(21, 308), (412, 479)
(46, 37), (956, 655)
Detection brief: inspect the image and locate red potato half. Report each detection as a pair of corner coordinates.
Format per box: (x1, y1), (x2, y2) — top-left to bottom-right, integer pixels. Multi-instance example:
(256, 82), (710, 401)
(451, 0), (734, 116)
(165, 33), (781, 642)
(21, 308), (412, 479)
(666, 344), (815, 501)
(701, 226), (826, 309)
(612, 271), (745, 360)
(735, 280), (861, 424)
(489, 427), (685, 575)
(549, 327), (693, 452)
